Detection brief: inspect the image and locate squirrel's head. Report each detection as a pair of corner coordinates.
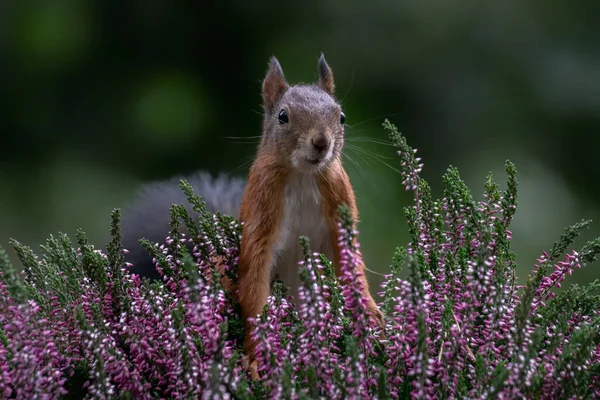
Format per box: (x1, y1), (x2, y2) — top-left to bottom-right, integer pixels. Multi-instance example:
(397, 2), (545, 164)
(260, 54), (345, 173)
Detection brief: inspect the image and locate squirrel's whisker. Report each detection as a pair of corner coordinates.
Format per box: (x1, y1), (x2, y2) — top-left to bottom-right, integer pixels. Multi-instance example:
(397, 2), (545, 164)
(339, 72), (355, 105)
(227, 156), (254, 176)
(342, 151), (362, 170)
(344, 147), (375, 170)
(344, 112), (405, 129)
(341, 152), (380, 209)
(318, 170), (333, 188)
(222, 136), (262, 145)
(346, 144), (394, 160)
(341, 151), (374, 191)
(223, 136), (263, 140)
(345, 146), (401, 175)
(346, 137), (395, 147)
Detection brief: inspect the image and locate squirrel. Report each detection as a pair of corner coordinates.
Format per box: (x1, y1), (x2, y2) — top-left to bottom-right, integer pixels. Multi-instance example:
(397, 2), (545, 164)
(119, 54), (384, 377)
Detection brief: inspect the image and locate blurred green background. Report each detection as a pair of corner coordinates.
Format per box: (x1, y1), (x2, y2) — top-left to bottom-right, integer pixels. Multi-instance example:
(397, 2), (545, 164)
(2, 0), (599, 289)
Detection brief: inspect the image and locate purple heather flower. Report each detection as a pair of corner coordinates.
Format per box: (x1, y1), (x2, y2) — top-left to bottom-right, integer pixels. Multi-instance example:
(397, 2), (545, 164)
(1, 124), (598, 398)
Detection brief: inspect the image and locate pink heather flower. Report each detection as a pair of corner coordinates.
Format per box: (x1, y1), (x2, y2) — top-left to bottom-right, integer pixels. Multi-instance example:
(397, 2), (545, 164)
(533, 250), (582, 308)
(0, 292), (69, 399)
(337, 223), (379, 396)
(398, 147), (424, 192)
(250, 292), (295, 398)
(295, 253), (343, 398)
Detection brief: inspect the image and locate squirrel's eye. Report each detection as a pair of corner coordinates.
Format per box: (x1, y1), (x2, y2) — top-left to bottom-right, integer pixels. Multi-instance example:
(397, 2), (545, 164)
(340, 112), (346, 125)
(278, 109), (288, 124)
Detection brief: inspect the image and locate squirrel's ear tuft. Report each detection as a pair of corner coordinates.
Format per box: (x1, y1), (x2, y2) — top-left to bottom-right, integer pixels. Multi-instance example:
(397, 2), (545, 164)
(317, 53), (335, 96)
(262, 56), (289, 110)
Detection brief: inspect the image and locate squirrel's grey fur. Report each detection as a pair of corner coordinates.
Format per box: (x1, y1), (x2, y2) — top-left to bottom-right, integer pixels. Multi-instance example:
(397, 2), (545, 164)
(119, 171), (246, 279)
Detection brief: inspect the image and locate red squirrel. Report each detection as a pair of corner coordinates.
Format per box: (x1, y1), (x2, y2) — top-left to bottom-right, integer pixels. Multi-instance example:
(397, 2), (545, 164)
(236, 55), (384, 368)
(119, 54), (384, 375)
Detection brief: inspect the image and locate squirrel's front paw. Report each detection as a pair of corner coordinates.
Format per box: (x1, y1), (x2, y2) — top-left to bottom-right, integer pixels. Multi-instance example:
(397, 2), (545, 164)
(367, 302), (386, 337)
(242, 355), (260, 381)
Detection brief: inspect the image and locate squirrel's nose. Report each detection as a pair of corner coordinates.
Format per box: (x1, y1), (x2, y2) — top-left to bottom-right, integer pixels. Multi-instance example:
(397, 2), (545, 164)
(311, 136), (329, 152)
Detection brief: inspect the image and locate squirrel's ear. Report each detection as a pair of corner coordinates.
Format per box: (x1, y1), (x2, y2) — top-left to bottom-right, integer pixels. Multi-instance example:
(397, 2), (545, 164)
(262, 56), (289, 110)
(317, 53), (335, 96)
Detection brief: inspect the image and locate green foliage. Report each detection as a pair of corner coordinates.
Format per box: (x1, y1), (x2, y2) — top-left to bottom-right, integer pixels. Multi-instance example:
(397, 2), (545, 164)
(0, 248), (27, 303)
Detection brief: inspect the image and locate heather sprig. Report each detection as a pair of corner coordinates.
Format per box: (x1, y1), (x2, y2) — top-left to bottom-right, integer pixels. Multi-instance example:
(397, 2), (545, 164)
(0, 247), (27, 303)
(295, 237), (342, 396)
(0, 120), (598, 399)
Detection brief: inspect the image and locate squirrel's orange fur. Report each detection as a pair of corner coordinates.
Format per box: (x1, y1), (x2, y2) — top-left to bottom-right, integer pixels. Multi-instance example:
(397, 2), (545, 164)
(236, 55), (383, 378)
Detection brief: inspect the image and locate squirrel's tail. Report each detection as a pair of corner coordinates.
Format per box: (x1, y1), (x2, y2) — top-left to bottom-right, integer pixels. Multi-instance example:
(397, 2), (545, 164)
(119, 171), (247, 279)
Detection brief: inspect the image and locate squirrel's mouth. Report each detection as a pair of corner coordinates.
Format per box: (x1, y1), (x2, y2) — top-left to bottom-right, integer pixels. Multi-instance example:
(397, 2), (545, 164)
(306, 158), (321, 165)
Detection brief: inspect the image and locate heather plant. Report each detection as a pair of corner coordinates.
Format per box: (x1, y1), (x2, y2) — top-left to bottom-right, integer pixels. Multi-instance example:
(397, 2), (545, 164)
(1, 120), (599, 399)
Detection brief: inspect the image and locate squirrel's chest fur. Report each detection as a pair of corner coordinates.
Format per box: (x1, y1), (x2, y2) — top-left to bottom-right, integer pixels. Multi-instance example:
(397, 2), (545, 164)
(272, 172), (332, 298)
